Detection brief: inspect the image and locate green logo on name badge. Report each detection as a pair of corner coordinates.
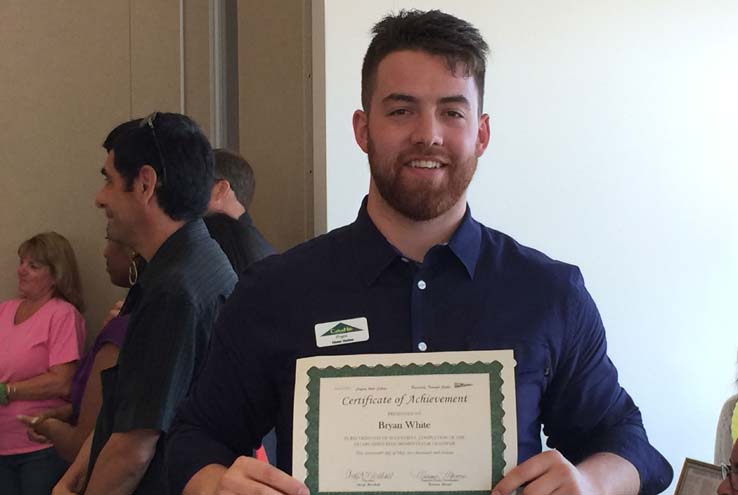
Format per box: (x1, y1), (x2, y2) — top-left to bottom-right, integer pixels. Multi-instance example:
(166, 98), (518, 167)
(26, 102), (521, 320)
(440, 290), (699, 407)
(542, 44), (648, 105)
(321, 323), (362, 337)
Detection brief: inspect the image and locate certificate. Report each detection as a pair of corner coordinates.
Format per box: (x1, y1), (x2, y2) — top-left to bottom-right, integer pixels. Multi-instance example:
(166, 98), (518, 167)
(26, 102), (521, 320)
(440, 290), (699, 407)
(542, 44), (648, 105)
(292, 351), (517, 495)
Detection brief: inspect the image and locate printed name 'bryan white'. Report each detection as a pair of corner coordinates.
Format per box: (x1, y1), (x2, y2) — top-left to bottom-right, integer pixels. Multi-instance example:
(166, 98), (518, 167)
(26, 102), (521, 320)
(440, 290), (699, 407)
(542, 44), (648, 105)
(378, 420), (431, 430)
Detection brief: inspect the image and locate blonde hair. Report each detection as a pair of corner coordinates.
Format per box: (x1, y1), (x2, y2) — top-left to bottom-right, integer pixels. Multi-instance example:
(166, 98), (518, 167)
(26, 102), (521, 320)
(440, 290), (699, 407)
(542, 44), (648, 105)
(18, 232), (85, 313)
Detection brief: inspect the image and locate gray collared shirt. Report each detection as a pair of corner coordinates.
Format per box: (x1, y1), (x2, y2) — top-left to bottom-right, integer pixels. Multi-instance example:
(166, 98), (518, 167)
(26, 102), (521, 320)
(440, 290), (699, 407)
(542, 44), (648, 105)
(88, 219), (237, 494)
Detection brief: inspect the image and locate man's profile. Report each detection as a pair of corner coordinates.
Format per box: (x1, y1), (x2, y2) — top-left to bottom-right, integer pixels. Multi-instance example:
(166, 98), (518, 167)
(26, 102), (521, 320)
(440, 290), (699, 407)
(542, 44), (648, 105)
(54, 113), (237, 495)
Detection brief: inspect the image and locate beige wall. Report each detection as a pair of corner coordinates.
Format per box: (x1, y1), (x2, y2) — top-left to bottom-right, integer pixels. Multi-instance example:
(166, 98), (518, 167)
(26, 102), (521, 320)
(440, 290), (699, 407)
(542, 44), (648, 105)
(238, 0), (314, 252)
(0, 0), (209, 340)
(0, 0), (314, 338)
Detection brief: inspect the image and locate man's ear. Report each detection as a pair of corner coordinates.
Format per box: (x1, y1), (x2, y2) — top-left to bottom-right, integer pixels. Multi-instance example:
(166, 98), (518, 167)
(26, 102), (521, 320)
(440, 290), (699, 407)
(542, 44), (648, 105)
(475, 113), (491, 157)
(211, 179), (231, 202)
(353, 109), (369, 154)
(136, 165), (159, 203)
(207, 179), (231, 212)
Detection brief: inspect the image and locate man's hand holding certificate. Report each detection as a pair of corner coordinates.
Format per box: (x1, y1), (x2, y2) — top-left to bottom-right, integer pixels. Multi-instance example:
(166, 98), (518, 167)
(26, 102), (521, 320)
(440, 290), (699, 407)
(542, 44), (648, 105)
(292, 351), (517, 495)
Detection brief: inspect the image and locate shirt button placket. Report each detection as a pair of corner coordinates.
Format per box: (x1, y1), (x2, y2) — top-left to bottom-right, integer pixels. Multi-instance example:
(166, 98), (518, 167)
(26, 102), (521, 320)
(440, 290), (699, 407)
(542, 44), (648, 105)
(413, 278), (428, 352)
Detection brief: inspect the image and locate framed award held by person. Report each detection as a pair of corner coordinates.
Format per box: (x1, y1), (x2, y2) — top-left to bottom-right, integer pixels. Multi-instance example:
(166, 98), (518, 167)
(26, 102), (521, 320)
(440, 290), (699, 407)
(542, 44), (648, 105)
(292, 350), (517, 495)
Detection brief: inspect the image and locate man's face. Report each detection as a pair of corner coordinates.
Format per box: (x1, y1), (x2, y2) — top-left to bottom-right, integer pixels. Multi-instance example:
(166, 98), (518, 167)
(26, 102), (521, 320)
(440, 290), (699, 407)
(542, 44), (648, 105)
(354, 49), (490, 221)
(95, 151), (142, 246)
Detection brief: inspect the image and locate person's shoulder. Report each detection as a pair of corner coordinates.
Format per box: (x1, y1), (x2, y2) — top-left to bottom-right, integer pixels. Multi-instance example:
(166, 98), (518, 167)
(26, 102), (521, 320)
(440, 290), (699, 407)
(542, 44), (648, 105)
(720, 394), (738, 416)
(0, 298), (20, 321)
(479, 224), (584, 289)
(250, 224), (351, 275)
(236, 224), (353, 299)
(153, 233), (237, 295)
(243, 225), (277, 258)
(95, 314), (129, 348)
(45, 297), (83, 317)
(0, 298), (20, 311)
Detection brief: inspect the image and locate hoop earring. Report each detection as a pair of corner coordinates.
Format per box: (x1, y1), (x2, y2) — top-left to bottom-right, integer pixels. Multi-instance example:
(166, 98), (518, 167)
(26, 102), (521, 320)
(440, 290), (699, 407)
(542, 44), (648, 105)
(128, 257), (139, 286)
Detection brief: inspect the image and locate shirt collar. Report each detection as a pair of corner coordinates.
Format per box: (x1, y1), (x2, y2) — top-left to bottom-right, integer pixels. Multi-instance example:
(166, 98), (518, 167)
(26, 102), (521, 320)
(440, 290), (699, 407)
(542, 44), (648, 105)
(351, 197), (482, 285)
(137, 218), (210, 290)
(446, 204), (482, 279)
(351, 198), (403, 286)
(238, 210), (254, 227)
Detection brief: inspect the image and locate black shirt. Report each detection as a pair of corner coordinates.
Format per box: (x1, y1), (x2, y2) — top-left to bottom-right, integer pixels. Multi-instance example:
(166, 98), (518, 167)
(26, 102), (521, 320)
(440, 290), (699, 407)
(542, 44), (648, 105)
(237, 210), (276, 264)
(88, 219), (237, 494)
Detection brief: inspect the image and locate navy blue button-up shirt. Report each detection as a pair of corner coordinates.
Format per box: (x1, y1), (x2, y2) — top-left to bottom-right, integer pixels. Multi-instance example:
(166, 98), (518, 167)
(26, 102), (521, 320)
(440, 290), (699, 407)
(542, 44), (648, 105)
(168, 199), (672, 495)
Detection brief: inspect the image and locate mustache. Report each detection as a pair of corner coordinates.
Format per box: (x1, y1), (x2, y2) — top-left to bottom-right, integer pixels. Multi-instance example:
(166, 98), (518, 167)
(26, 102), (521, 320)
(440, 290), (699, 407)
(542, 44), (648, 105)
(398, 146), (451, 164)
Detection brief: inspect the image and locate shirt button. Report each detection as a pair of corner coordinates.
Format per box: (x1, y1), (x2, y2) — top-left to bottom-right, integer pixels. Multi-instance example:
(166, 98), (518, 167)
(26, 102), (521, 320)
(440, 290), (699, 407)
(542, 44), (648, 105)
(417, 280), (426, 290)
(400, 257), (409, 263)
(417, 342), (427, 352)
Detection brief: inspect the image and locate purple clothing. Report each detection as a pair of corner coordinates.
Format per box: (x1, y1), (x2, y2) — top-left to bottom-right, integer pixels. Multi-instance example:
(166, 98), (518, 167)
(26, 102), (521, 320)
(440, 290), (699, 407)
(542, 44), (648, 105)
(69, 315), (128, 423)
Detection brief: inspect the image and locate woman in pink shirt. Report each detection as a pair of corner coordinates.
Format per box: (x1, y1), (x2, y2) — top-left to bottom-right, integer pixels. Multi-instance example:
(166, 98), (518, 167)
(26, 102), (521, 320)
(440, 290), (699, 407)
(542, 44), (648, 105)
(0, 232), (86, 495)
(18, 239), (141, 462)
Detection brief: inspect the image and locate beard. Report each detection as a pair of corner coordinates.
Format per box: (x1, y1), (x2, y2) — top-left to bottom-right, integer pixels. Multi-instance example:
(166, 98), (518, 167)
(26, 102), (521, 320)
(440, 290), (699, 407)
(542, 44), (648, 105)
(367, 137), (477, 221)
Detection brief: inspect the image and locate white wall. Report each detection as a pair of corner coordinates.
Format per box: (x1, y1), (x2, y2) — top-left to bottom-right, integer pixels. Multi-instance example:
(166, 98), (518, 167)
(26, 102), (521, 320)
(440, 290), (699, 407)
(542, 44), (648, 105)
(322, 0), (738, 492)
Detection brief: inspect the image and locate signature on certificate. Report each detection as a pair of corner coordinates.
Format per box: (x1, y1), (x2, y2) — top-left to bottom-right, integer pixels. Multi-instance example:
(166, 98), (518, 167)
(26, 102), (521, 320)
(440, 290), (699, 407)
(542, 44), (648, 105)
(412, 470), (468, 482)
(345, 470), (395, 482)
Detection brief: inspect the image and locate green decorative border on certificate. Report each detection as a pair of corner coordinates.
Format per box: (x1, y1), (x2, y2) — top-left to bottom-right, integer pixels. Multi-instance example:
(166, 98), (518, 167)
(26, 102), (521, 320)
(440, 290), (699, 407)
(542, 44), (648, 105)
(303, 361), (506, 495)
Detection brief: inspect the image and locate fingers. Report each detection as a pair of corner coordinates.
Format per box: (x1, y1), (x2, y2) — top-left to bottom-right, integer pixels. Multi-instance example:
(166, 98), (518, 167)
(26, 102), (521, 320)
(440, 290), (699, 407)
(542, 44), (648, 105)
(109, 300), (124, 316)
(16, 414), (40, 427)
(218, 456), (309, 495)
(492, 450), (576, 495)
(52, 481), (77, 495)
(18, 414), (51, 442)
(102, 300), (125, 326)
(27, 428), (49, 443)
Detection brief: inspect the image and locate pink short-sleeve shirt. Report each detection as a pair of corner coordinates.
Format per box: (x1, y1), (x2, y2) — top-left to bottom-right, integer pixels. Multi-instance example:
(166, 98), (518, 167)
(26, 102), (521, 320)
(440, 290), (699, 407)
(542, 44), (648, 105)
(0, 298), (85, 455)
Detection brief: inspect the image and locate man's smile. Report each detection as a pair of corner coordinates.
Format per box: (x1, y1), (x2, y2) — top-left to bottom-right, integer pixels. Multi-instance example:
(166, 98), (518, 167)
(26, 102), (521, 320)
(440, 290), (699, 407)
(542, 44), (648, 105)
(408, 159), (443, 169)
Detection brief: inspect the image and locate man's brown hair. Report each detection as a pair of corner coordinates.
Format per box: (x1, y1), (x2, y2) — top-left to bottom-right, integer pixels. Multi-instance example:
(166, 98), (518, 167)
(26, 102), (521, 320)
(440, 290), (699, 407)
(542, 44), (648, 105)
(213, 148), (256, 210)
(361, 9), (489, 113)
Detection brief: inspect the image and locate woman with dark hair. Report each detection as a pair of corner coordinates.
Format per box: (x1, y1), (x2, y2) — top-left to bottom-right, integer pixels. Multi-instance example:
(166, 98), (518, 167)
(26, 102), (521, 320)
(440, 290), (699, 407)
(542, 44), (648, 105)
(18, 240), (144, 464)
(0, 232), (86, 495)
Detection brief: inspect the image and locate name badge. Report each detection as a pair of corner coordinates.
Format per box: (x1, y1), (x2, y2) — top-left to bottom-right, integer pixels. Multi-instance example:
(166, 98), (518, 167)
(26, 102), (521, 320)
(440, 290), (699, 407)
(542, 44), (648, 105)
(314, 317), (369, 348)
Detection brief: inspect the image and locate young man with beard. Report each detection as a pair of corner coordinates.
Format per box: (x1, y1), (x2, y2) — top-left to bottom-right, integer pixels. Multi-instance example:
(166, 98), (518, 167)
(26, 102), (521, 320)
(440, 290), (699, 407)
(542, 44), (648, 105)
(167, 10), (672, 495)
(53, 113), (237, 495)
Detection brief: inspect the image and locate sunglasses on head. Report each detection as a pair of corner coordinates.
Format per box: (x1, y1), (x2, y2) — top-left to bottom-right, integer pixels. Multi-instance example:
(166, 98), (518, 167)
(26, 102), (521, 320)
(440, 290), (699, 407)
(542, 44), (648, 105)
(140, 112), (168, 186)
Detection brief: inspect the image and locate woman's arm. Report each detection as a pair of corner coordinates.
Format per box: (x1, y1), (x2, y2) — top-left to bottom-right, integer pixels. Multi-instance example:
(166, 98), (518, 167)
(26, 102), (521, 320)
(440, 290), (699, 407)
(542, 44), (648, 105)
(7, 361), (77, 400)
(30, 343), (121, 462)
(33, 403), (74, 422)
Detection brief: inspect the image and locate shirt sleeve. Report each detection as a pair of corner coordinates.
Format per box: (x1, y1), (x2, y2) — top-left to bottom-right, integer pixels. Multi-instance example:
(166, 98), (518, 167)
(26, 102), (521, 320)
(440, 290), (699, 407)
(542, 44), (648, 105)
(167, 278), (279, 495)
(112, 291), (209, 434)
(541, 269), (673, 495)
(47, 302), (85, 367)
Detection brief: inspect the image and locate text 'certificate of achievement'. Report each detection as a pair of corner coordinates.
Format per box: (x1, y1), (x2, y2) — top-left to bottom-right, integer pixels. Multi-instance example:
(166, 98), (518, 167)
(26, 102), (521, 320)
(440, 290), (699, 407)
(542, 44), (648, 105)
(292, 350), (517, 495)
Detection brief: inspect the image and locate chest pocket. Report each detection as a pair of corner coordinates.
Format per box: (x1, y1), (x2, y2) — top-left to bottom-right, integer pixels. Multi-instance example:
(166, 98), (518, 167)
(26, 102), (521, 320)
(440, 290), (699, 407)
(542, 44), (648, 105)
(465, 335), (551, 398)
(511, 342), (551, 400)
(466, 336), (552, 449)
